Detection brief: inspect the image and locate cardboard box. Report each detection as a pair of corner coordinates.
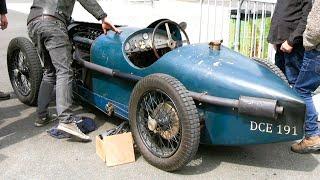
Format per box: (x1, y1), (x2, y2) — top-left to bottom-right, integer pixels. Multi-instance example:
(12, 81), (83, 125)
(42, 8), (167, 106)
(96, 132), (135, 166)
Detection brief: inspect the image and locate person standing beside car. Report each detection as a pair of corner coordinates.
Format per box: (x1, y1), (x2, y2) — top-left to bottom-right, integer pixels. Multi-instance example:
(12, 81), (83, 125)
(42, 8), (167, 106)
(0, 0), (10, 100)
(291, 0), (320, 153)
(27, 0), (121, 140)
(267, 0), (312, 86)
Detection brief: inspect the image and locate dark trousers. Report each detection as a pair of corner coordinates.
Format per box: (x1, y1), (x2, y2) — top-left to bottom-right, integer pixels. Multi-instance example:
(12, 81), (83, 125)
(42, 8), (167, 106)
(28, 19), (73, 123)
(275, 44), (305, 86)
(294, 50), (320, 137)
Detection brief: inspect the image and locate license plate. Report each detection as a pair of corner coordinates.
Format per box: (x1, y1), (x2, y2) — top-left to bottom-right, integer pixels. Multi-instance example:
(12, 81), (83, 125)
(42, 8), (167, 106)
(250, 121), (298, 136)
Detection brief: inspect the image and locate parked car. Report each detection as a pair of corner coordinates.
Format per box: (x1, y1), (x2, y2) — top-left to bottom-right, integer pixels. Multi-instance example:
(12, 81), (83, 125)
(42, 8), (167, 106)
(7, 19), (305, 171)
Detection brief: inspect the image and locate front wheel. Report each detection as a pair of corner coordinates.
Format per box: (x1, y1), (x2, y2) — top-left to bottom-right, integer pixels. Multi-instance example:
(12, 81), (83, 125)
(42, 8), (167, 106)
(129, 73), (200, 171)
(7, 37), (43, 106)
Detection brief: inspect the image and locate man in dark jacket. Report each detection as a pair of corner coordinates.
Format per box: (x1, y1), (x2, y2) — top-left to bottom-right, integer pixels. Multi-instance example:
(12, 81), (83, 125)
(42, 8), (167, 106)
(0, 0), (10, 100)
(27, 0), (121, 140)
(267, 0), (313, 86)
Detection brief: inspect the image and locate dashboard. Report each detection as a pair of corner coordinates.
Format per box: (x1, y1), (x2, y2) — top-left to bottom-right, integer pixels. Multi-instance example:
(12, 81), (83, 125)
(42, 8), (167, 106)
(124, 29), (169, 54)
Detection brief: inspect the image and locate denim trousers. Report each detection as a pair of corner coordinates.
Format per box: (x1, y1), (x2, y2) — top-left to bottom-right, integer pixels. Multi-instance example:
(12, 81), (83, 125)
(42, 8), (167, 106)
(294, 50), (320, 137)
(275, 44), (305, 86)
(28, 19), (73, 123)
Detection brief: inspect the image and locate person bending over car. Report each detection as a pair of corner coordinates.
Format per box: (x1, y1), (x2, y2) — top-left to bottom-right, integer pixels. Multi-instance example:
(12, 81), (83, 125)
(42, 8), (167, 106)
(291, 0), (320, 153)
(27, 0), (121, 140)
(0, 0), (10, 100)
(267, 0), (312, 86)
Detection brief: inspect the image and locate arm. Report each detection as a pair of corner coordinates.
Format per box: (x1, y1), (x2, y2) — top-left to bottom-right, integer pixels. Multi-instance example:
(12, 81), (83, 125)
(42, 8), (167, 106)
(287, 0), (313, 46)
(77, 0), (121, 34)
(77, 0), (107, 20)
(303, 0), (320, 51)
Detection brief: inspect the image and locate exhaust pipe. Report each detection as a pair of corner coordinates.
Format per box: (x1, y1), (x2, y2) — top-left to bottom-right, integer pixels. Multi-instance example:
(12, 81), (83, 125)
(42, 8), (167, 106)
(189, 92), (283, 119)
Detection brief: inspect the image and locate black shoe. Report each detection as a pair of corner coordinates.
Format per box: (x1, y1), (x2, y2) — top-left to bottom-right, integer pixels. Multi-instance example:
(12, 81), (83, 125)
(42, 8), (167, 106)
(0, 91), (10, 100)
(35, 114), (57, 127)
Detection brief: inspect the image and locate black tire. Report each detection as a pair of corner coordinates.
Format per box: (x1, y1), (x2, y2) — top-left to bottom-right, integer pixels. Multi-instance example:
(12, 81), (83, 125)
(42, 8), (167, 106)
(252, 57), (289, 85)
(7, 37), (43, 106)
(129, 73), (200, 171)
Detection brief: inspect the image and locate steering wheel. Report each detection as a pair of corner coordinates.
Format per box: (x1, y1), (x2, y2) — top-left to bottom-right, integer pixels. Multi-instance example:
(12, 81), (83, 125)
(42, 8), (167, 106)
(151, 20), (190, 59)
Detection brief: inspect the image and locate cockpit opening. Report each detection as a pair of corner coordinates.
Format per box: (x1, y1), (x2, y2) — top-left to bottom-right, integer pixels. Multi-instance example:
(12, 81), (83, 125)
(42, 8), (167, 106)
(124, 20), (190, 68)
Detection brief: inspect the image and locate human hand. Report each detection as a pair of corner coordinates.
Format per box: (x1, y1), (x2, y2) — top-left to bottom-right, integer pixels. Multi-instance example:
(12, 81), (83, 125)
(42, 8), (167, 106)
(280, 40), (293, 53)
(101, 17), (122, 35)
(1, 14), (8, 30)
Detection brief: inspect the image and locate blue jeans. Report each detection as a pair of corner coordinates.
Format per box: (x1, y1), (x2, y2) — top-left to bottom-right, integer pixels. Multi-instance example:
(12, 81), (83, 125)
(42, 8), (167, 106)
(275, 44), (304, 85)
(294, 50), (320, 137)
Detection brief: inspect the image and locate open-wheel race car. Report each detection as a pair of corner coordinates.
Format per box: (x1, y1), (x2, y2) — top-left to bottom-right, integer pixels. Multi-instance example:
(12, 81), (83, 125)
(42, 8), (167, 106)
(7, 19), (305, 171)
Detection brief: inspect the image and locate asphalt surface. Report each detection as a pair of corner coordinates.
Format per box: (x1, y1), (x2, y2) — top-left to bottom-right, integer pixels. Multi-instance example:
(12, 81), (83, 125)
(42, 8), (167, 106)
(0, 8), (320, 180)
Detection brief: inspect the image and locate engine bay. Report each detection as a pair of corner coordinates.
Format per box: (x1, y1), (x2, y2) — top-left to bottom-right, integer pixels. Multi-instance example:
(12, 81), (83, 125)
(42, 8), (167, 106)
(68, 22), (103, 53)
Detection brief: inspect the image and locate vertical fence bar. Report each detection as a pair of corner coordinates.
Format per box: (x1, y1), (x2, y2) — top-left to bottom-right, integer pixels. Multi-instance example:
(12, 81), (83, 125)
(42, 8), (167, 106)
(258, 2), (264, 58)
(253, 1), (258, 57)
(261, 2), (267, 58)
(234, 0), (244, 52)
(199, 0), (204, 42)
(206, 0), (211, 41)
(221, 0), (225, 41)
(268, 3), (276, 61)
(213, 0), (217, 40)
(250, 1), (255, 57)
(270, 2), (275, 17)
(228, 0), (232, 45)
(242, 0), (249, 54)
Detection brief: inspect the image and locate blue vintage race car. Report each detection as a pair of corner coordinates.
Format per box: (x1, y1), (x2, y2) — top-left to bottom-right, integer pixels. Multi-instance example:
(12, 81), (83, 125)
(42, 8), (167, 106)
(7, 19), (305, 171)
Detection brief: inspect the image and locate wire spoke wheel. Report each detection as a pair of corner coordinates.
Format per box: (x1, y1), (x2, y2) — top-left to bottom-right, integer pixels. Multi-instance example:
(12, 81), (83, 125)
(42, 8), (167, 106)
(137, 90), (181, 158)
(10, 50), (31, 96)
(129, 73), (200, 171)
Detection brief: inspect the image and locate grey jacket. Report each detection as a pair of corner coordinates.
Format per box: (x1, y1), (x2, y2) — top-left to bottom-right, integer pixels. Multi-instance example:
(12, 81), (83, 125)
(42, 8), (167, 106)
(304, 0), (320, 51)
(27, 0), (107, 24)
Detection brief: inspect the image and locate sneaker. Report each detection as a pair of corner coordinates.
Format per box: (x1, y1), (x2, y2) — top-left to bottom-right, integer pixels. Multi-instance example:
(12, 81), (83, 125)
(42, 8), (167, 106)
(34, 114), (57, 127)
(0, 91), (10, 100)
(56, 122), (90, 141)
(291, 136), (320, 154)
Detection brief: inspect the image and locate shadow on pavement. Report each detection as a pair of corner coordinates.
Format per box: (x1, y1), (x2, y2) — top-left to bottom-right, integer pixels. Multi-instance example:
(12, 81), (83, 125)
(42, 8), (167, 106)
(178, 142), (319, 175)
(0, 96), (118, 149)
(0, 93), (31, 123)
(0, 110), (41, 150)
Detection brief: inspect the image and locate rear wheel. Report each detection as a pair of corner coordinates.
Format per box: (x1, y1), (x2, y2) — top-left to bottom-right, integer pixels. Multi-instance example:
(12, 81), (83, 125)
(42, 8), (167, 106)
(252, 57), (288, 85)
(7, 37), (43, 106)
(129, 73), (200, 171)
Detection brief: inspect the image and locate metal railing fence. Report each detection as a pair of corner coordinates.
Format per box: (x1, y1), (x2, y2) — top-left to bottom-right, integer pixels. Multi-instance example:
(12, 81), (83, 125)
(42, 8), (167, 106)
(198, 0), (276, 60)
(105, 0), (276, 60)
